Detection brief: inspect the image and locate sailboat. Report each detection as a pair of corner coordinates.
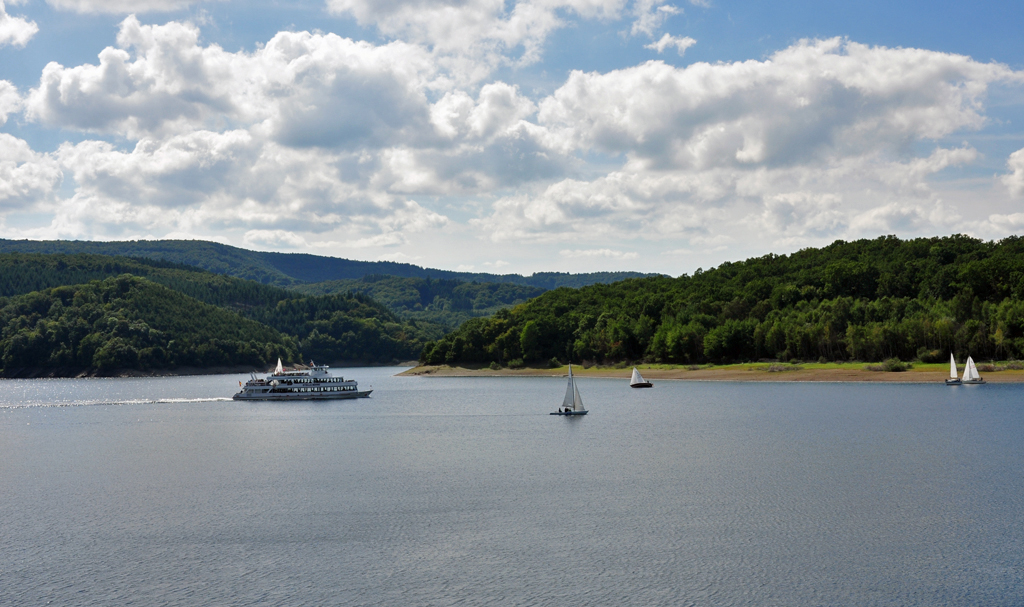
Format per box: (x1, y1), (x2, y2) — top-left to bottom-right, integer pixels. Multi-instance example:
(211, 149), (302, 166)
(551, 364), (587, 416)
(962, 356), (985, 384)
(945, 353), (961, 385)
(630, 367), (653, 388)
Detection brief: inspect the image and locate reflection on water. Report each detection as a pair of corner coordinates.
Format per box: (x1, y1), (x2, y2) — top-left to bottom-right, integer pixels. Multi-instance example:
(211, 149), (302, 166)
(2, 370), (1023, 606)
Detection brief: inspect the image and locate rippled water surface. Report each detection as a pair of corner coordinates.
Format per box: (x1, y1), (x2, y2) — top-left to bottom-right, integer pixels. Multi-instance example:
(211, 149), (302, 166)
(3, 369), (1024, 606)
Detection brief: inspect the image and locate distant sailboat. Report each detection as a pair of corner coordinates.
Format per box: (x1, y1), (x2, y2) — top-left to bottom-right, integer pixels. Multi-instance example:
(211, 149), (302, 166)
(551, 364), (587, 416)
(962, 355), (985, 384)
(630, 367), (653, 388)
(945, 353), (961, 385)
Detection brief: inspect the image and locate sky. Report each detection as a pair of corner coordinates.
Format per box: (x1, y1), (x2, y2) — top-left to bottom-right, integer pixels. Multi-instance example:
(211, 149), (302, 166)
(1, 1), (1023, 277)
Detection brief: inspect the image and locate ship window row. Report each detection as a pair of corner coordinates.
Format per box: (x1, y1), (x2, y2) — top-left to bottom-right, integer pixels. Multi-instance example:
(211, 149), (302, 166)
(288, 386), (356, 392)
(288, 378), (343, 384)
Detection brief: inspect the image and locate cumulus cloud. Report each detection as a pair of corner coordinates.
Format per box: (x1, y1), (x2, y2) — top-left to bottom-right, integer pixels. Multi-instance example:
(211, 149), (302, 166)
(0, 134), (63, 208)
(1004, 148), (1024, 197)
(849, 200), (960, 235)
(12, 16), (1023, 263)
(644, 33), (695, 55)
(760, 192), (846, 238)
(0, 1), (38, 47)
(46, 0), (204, 13)
(25, 17), (438, 145)
(539, 38), (1017, 171)
(631, 0), (679, 37)
(326, 0), (626, 68)
(243, 229), (308, 249)
(0, 80), (21, 125)
(561, 248), (639, 259)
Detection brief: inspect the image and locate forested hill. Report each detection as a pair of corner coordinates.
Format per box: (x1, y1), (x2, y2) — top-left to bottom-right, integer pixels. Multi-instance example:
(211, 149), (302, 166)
(292, 276), (546, 327)
(421, 234), (1024, 367)
(0, 276), (296, 375)
(0, 254), (444, 375)
(0, 238), (653, 288)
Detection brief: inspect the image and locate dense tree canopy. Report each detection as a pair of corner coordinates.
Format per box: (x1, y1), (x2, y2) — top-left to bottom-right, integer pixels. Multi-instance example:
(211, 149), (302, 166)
(0, 254), (446, 375)
(293, 275), (546, 327)
(421, 235), (1024, 366)
(0, 275), (295, 375)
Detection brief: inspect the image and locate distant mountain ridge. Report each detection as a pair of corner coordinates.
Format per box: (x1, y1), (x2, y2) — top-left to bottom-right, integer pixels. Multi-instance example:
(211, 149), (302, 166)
(0, 239), (655, 288)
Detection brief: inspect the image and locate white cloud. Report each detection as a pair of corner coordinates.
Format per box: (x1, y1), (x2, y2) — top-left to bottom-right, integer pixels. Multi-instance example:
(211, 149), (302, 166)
(849, 200), (960, 235)
(1004, 148), (1024, 197)
(0, 134), (63, 208)
(46, 0), (205, 13)
(461, 38), (1022, 248)
(326, 0), (626, 69)
(631, 1), (679, 37)
(538, 38), (1018, 171)
(0, 80), (20, 125)
(431, 82), (536, 142)
(561, 248), (639, 259)
(760, 192), (846, 238)
(25, 17), (439, 145)
(0, 1), (38, 47)
(10, 15), (1024, 268)
(644, 33), (695, 55)
(985, 212), (1024, 231)
(243, 229), (308, 249)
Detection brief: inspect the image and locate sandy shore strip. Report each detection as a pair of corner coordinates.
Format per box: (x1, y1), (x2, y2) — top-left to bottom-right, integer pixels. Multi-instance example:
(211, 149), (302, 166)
(400, 363), (1024, 383)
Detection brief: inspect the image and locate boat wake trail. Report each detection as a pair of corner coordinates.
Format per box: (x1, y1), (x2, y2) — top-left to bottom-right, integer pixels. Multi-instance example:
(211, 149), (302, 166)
(1, 397), (233, 409)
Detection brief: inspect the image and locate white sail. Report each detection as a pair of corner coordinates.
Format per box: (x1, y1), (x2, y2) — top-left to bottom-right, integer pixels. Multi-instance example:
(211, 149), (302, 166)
(275, 358), (284, 374)
(965, 356), (980, 381)
(562, 364), (576, 409)
(949, 353), (958, 379)
(573, 384), (585, 411)
(631, 367), (644, 385)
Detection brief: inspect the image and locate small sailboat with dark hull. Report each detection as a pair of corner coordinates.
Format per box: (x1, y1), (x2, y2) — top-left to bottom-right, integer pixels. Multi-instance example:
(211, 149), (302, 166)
(630, 367), (653, 388)
(945, 353), (961, 385)
(552, 364), (587, 416)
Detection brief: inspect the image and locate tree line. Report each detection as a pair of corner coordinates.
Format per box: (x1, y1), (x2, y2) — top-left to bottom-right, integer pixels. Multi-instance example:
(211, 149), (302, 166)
(420, 235), (1024, 366)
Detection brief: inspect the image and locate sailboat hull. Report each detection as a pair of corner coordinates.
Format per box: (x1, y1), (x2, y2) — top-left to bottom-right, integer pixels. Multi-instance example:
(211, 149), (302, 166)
(550, 410), (588, 415)
(944, 379), (962, 385)
(962, 379), (986, 384)
(630, 382), (653, 388)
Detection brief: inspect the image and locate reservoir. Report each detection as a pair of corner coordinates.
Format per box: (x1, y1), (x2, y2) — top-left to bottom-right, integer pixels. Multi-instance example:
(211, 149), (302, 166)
(2, 368), (1023, 605)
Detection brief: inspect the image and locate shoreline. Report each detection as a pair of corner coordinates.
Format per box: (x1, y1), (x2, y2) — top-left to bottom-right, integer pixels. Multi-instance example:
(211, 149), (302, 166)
(400, 363), (1024, 383)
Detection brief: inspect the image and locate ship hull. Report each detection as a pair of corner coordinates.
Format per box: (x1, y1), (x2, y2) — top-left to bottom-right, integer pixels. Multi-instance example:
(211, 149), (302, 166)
(233, 390), (373, 401)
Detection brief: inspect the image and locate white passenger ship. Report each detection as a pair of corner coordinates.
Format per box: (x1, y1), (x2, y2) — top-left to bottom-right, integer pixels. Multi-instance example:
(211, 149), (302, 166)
(233, 359), (372, 401)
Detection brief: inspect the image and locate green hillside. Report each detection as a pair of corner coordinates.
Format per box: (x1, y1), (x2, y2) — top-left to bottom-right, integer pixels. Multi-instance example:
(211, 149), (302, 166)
(0, 252), (294, 310)
(0, 276), (295, 376)
(0, 238), (654, 288)
(0, 254), (444, 374)
(421, 234), (1024, 366)
(293, 275), (546, 327)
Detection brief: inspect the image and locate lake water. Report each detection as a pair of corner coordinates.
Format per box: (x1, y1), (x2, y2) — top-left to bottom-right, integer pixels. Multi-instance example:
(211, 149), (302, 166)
(2, 368), (1023, 606)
